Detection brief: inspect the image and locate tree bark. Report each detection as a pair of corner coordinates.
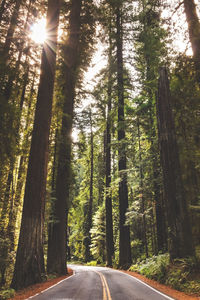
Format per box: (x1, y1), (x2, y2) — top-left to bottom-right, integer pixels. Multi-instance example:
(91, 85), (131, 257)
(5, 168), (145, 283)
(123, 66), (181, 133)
(19, 65), (29, 110)
(47, 0), (82, 274)
(149, 114), (167, 253)
(116, 4), (131, 268)
(137, 119), (148, 258)
(83, 109), (94, 262)
(105, 35), (114, 267)
(88, 110), (94, 239)
(154, 178), (167, 253)
(156, 67), (195, 259)
(0, 0), (6, 25)
(0, 163), (14, 235)
(7, 77), (35, 254)
(140, 0), (167, 254)
(184, 0), (200, 60)
(3, 0), (32, 103)
(0, 0), (21, 65)
(183, 0), (200, 82)
(11, 0), (60, 289)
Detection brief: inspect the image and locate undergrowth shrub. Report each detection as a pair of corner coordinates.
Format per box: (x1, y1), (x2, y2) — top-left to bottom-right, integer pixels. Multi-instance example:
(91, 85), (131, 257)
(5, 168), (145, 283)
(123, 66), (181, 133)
(0, 288), (15, 299)
(129, 254), (200, 294)
(129, 254), (169, 283)
(182, 280), (200, 294)
(86, 260), (98, 266)
(165, 268), (184, 290)
(166, 257), (199, 291)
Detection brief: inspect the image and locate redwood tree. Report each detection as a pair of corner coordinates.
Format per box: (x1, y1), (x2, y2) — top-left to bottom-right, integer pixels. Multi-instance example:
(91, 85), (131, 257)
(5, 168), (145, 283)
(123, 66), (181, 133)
(183, 0), (200, 82)
(116, 2), (131, 268)
(11, 0), (60, 289)
(105, 37), (114, 267)
(86, 109), (94, 261)
(156, 67), (195, 259)
(47, 0), (82, 274)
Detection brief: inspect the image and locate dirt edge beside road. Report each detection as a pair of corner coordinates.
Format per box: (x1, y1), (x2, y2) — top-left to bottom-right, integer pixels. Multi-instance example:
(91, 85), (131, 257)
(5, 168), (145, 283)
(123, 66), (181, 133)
(9, 268), (73, 300)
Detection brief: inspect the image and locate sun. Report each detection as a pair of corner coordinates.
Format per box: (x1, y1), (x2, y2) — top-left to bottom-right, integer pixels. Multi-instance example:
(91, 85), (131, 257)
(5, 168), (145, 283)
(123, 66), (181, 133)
(30, 18), (47, 44)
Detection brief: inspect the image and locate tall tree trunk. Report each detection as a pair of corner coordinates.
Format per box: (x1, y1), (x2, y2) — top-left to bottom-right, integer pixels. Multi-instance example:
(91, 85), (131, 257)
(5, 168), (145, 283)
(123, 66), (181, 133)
(6, 76), (35, 253)
(47, 104), (72, 274)
(0, 0), (22, 149)
(137, 119), (148, 258)
(0, 73), (35, 285)
(0, 0), (6, 25)
(149, 114), (167, 253)
(0, 0), (21, 66)
(154, 168), (167, 253)
(0, 0), (32, 177)
(116, 5), (131, 268)
(156, 67), (195, 260)
(3, 0), (32, 103)
(140, 0), (167, 254)
(47, 128), (58, 270)
(47, 0), (82, 274)
(105, 35), (114, 267)
(11, 0), (60, 289)
(19, 65), (29, 110)
(0, 163), (14, 233)
(85, 111), (94, 261)
(88, 110), (94, 237)
(184, 0), (200, 60)
(83, 109), (94, 262)
(183, 0), (200, 82)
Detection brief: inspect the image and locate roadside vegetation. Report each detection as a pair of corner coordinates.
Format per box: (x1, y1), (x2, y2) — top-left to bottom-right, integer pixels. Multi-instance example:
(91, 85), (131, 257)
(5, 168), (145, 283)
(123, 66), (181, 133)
(129, 253), (200, 295)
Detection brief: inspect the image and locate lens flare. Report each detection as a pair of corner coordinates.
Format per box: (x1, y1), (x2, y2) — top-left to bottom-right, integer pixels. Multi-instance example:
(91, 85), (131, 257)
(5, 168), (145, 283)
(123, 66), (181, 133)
(30, 18), (47, 44)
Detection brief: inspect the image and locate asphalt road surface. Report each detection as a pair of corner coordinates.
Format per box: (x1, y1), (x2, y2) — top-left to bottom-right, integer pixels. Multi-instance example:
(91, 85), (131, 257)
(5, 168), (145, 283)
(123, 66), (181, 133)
(29, 265), (174, 300)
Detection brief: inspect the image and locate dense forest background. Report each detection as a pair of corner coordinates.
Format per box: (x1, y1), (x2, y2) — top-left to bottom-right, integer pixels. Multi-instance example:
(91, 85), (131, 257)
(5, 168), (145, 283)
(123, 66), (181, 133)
(0, 0), (200, 295)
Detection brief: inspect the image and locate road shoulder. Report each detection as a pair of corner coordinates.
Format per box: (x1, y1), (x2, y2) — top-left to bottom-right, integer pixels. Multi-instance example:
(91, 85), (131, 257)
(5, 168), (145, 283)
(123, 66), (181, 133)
(9, 268), (73, 300)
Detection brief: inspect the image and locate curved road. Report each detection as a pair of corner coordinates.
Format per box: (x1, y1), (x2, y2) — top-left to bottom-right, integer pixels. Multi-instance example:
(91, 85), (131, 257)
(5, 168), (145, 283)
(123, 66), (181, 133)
(29, 265), (174, 300)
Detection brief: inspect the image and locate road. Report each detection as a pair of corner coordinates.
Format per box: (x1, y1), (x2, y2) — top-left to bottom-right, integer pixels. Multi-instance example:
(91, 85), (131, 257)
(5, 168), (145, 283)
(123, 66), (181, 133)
(29, 265), (174, 300)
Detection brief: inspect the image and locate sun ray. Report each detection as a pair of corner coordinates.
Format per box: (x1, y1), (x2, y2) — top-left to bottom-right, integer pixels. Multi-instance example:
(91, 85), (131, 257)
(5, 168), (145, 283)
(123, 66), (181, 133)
(30, 18), (47, 44)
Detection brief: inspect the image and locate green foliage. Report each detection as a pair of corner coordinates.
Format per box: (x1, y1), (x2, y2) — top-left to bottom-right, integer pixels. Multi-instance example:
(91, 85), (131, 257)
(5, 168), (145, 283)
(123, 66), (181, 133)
(131, 239), (143, 259)
(135, 0), (167, 90)
(173, 257), (197, 273)
(90, 205), (106, 264)
(47, 274), (57, 280)
(129, 254), (169, 283)
(196, 245), (200, 260)
(181, 280), (200, 294)
(165, 269), (185, 290)
(0, 288), (15, 299)
(0, 235), (16, 287)
(86, 260), (98, 266)
(68, 207), (84, 261)
(165, 257), (198, 290)
(129, 254), (200, 294)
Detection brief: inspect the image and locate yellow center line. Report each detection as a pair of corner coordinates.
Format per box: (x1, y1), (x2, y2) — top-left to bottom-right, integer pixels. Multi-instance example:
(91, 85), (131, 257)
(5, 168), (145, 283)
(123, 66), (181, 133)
(101, 273), (112, 300)
(98, 271), (107, 300)
(94, 270), (112, 300)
